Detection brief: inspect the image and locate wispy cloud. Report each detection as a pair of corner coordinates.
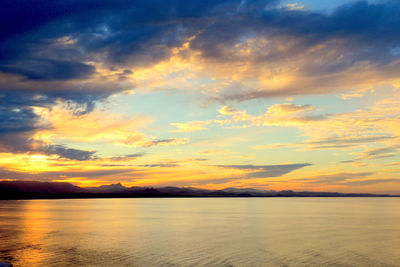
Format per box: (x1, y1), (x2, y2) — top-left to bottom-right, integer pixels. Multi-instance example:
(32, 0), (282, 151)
(297, 172), (375, 185)
(217, 163), (312, 178)
(121, 134), (189, 147)
(356, 144), (400, 160)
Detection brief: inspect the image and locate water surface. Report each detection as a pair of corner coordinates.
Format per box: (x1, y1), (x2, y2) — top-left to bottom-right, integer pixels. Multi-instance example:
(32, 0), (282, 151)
(0, 198), (399, 266)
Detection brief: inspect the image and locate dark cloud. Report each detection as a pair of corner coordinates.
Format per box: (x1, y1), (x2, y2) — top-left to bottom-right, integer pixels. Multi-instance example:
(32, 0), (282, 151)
(218, 163), (312, 178)
(192, 1), (400, 101)
(0, 92), (97, 160)
(125, 153), (145, 158)
(3, 0), (400, 84)
(0, 59), (94, 81)
(110, 153), (145, 161)
(304, 135), (395, 150)
(143, 138), (186, 147)
(340, 160), (355, 164)
(44, 145), (96, 161)
(0, 106), (40, 135)
(193, 1), (400, 61)
(0, 0), (250, 79)
(141, 163), (179, 168)
(0, 96), (46, 154)
(189, 158), (209, 161)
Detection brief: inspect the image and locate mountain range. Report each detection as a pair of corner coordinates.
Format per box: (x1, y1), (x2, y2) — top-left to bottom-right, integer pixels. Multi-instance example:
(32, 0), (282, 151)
(0, 181), (396, 199)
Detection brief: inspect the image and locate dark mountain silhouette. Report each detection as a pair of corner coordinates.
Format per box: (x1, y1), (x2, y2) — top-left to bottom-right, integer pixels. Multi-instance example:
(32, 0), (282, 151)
(85, 182), (132, 193)
(222, 187), (273, 195)
(0, 180), (83, 194)
(0, 180), (396, 200)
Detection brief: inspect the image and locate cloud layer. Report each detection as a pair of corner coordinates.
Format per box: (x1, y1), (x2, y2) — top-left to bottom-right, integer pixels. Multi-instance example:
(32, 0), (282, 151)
(1, 0), (400, 192)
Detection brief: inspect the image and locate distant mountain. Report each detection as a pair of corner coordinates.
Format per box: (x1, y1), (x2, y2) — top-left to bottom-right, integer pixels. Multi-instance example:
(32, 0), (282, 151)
(0, 180), (396, 199)
(222, 187), (274, 195)
(85, 182), (131, 193)
(0, 180), (83, 194)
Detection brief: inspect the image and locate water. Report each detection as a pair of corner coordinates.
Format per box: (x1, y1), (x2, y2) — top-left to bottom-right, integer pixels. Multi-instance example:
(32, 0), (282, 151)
(0, 198), (399, 267)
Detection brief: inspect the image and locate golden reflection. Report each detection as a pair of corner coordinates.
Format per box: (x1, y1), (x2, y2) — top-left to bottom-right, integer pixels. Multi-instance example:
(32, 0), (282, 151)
(14, 201), (52, 266)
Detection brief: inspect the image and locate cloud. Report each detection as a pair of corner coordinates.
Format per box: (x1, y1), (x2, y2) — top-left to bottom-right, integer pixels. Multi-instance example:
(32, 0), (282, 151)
(253, 143), (296, 150)
(121, 133), (189, 147)
(0, 59), (95, 81)
(225, 95), (400, 153)
(1, 0), (256, 82)
(44, 145), (96, 161)
(144, 138), (188, 147)
(285, 3), (304, 10)
(297, 172), (374, 185)
(356, 144), (400, 160)
(0, 103), (97, 161)
(221, 103), (328, 125)
(219, 106), (240, 115)
(303, 135), (396, 150)
(1, 0), (400, 158)
(186, 0), (400, 100)
(3, 0), (400, 101)
(34, 104), (152, 142)
(306, 135), (394, 146)
(217, 163), (312, 178)
(0, 103), (154, 159)
(343, 179), (400, 186)
(140, 163), (179, 168)
(109, 153), (145, 161)
(198, 150), (233, 155)
(170, 119), (230, 132)
(171, 103), (327, 133)
(267, 103), (315, 115)
(30, 104), (189, 149)
(170, 121), (210, 132)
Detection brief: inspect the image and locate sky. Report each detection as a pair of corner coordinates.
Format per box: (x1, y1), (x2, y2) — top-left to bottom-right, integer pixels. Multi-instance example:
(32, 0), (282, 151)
(1, 0), (400, 194)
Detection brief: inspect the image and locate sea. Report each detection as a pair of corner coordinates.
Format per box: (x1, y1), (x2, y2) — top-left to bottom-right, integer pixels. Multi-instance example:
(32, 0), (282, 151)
(0, 198), (399, 266)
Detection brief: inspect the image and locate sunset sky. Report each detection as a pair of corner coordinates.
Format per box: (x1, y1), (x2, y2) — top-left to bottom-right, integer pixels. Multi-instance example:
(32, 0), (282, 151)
(1, 0), (400, 193)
